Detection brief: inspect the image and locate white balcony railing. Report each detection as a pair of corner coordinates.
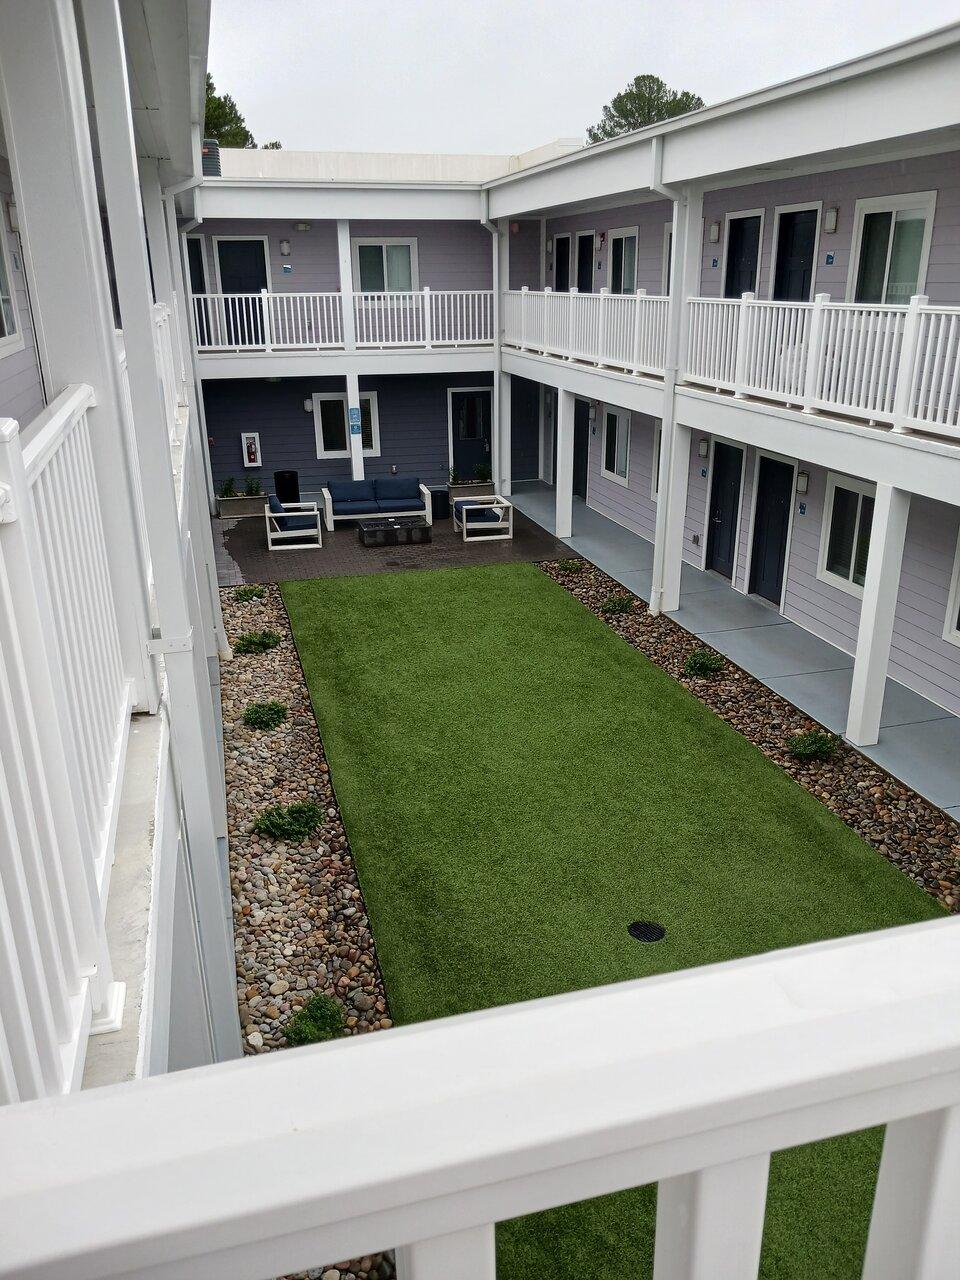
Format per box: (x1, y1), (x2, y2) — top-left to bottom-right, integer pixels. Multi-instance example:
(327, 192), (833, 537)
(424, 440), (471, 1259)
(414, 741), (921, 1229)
(1, 918), (958, 1277)
(0, 384), (132, 1103)
(503, 286), (669, 375)
(192, 288), (494, 354)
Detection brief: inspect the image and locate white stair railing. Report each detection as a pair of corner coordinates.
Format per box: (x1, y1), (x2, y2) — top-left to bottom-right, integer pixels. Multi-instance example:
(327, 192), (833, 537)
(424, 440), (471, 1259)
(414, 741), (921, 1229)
(0, 386), (130, 1104)
(1, 918), (958, 1278)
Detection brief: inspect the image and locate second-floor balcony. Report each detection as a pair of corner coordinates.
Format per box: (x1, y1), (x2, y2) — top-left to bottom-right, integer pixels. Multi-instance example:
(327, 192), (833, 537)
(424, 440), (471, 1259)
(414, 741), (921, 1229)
(192, 287), (495, 355)
(503, 288), (960, 445)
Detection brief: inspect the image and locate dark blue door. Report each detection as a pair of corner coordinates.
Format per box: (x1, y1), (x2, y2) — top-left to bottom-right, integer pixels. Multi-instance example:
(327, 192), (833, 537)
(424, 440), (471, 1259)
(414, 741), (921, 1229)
(749, 457), (794, 603)
(217, 239), (267, 345)
(451, 389), (492, 480)
(706, 442), (743, 579)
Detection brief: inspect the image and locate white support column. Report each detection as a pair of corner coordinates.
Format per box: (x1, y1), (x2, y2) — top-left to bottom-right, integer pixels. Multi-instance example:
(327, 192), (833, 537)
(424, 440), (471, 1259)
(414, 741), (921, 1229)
(396, 1225), (496, 1280)
(653, 1154), (770, 1280)
(650, 185), (703, 616)
(139, 158), (185, 397)
(555, 387), (575, 538)
(337, 219), (357, 351)
(499, 370), (512, 496)
(0, 0), (158, 713)
(845, 483), (911, 746)
(345, 370), (364, 480)
(79, 0), (241, 1061)
(863, 1107), (960, 1280)
(538, 383), (547, 481)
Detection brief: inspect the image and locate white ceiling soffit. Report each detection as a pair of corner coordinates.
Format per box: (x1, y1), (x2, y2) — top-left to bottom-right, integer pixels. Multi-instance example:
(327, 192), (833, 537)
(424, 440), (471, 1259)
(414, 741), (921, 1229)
(120, 0), (209, 182)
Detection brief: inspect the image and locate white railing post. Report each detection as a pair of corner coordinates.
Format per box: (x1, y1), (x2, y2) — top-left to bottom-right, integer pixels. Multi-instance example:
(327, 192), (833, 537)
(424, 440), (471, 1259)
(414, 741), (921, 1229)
(520, 284), (529, 349)
(396, 1226), (496, 1280)
(599, 285), (610, 364)
(654, 1154), (771, 1280)
(566, 286), (578, 359)
(261, 288), (273, 352)
(632, 288), (647, 374)
(336, 220), (357, 351)
(422, 286), (432, 349)
(891, 293), (928, 434)
(733, 292), (754, 398)
(802, 292), (830, 413)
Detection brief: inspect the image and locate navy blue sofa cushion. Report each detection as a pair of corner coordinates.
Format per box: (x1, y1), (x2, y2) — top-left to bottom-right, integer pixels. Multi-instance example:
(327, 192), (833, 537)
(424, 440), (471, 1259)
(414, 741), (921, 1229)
(328, 478), (375, 506)
(374, 476), (421, 503)
(333, 499), (379, 516)
(268, 493), (290, 530)
(283, 514), (319, 531)
(382, 497), (426, 514)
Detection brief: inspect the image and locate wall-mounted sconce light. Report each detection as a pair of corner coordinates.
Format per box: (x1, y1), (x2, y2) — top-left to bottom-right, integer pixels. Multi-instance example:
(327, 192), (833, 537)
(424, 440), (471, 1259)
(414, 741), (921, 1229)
(796, 470), (810, 495)
(390, 463), (398, 475)
(823, 208), (839, 234)
(510, 222), (520, 234)
(598, 231), (606, 249)
(698, 438), (710, 459)
(303, 398), (313, 413)
(294, 222), (311, 232)
(546, 238), (553, 254)
(588, 402), (597, 422)
(708, 221), (721, 244)
(279, 239), (291, 256)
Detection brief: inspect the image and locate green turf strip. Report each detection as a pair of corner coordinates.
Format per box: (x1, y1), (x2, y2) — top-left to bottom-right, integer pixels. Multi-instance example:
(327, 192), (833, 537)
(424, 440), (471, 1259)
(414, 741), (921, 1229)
(282, 563), (942, 1279)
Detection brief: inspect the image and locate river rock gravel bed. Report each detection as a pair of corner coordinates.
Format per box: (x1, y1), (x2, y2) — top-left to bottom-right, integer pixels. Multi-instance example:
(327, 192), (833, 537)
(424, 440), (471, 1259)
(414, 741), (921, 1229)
(540, 558), (959, 913)
(220, 584), (393, 1280)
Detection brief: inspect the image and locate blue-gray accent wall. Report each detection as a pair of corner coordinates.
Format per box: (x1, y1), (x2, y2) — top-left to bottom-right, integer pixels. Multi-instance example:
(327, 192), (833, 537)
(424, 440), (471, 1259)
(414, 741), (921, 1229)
(511, 375), (540, 481)
(203, 373), (493, 497)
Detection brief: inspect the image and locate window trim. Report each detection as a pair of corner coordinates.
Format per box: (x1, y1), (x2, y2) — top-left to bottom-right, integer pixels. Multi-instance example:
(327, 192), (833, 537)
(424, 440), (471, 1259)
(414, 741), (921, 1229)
(844, 190), (937, 304)
(943, 523), (960, 649)
(211, 235), (271, 294)
(0, 213), (24, 360)
(720, 208), (765, 298)
(312, 390), (381, 459)
(768, 202), (822, 302)
(816, 471), (877, 598)
(351, 238), (419, 293)
(607, 226), (639, 295)
(600, 404), (630, 487)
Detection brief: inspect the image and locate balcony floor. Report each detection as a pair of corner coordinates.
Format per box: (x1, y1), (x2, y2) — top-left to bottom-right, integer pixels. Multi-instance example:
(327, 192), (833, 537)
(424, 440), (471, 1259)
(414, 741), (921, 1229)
(511, 481), (960, 817)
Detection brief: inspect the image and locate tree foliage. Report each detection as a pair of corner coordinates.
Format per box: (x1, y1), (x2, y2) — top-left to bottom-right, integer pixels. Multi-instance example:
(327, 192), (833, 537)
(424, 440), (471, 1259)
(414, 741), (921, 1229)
(587, 74), (703, 143)
(204, 73), (282, 149)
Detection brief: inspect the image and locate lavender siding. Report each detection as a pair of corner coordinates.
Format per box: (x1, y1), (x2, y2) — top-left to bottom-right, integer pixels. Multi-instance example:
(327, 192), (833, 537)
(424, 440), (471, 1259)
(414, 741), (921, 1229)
(545, 200), (673, 295)
(203, 372), (492, 497)
(586, 408), (660, 542)
(350, 221), (493, 290)
(0, 158), (45, 430)
(700, 150), (960, 303)
(682, 433), (709, 568)
(508, 220), (541, 289)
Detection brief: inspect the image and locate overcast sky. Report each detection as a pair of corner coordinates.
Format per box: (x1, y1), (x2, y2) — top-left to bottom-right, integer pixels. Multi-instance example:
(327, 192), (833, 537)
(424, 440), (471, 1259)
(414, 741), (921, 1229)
(209, 1), (960, 154)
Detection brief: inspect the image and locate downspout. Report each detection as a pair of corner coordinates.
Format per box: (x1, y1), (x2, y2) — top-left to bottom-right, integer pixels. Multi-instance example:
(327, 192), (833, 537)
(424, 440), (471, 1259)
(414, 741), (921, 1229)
(481, 189), (502, 490)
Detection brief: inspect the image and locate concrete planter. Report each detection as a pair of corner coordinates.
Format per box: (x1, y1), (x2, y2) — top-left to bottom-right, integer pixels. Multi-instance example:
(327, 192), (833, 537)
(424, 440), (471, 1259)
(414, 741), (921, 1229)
(448, 481), (495, 502)
(216, 494), (265, 518)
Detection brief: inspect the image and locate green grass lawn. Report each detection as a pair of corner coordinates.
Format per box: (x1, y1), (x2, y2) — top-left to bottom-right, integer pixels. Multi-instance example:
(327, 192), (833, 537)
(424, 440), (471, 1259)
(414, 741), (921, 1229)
(282, 563), (942, 1279)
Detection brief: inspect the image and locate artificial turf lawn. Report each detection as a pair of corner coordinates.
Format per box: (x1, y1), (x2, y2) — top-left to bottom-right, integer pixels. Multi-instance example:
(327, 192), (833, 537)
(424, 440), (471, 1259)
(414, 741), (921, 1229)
(282, 563), (943, 1280)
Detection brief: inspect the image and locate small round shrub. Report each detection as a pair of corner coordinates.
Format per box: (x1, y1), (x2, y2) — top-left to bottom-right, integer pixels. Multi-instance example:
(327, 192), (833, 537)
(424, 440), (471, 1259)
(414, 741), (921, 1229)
(233, 629), (282, 654)
(788, 730), (841, 762)
(683, 648), (725, 678)
(557, 558), (585, 574)
(243, 700), (288, 731)
(599, 594), (634, 615)
(234, 585), (266, 603)
(283, 994), (346, 1047)
(253, 801), (323, 843)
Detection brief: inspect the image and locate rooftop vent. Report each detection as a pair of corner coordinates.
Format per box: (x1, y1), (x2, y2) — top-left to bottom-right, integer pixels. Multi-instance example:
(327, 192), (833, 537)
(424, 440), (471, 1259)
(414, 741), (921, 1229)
(201, 138), (221, 177)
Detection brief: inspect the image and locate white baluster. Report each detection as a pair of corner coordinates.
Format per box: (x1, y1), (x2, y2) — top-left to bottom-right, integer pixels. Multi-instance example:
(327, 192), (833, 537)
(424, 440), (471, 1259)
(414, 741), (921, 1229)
(654, 1153), (770, 1280)
(396, 1225), (495, 1280)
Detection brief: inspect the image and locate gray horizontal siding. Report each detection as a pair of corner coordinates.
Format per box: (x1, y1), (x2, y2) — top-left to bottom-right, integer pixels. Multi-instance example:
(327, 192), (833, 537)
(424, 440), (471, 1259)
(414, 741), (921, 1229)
(0, 158), (45, 430)
(203, 372), (493, 498)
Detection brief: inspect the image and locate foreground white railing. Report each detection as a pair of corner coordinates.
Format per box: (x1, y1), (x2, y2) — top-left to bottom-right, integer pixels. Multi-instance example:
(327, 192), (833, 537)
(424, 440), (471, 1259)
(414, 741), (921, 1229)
(192, 289), (494, 353)
(0, 385), (130, 1103)
(686, 292), (960, 441)
(503, 287), (669, 376)
(153, 302), (181, 439)
(1, 918), (958, 1279)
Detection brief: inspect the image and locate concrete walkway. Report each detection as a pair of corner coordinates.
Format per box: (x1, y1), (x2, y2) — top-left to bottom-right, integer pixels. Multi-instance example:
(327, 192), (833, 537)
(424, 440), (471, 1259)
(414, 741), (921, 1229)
(512, 481), (960, 818)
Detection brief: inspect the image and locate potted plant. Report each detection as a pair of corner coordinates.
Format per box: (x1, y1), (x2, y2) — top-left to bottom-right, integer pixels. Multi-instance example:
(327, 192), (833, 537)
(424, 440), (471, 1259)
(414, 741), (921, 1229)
(447, 464), (495, 502)
(216, 476), (267, 518)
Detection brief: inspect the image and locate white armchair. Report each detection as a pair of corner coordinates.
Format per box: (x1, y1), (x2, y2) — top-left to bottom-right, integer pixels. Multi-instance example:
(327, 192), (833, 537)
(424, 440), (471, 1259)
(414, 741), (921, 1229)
(264, 496), (322, 551)
(452, 495), (514, 542)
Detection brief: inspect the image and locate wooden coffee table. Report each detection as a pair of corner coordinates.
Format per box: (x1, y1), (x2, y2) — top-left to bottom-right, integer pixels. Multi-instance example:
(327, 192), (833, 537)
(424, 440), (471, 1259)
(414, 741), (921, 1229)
(357, 516), (432, 547)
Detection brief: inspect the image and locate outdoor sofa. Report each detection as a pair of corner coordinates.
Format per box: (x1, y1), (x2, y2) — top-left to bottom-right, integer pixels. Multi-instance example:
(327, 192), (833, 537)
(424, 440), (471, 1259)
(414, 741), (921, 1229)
(320, 476), (433, 532)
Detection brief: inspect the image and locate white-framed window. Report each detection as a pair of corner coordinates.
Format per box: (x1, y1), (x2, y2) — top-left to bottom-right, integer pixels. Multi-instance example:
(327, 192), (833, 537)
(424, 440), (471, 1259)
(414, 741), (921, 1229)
(601, 406), (630, 485)
(817, 473), (876, 596)
(352, 238), (418, 292)
(650, 421), (662, 500)
(943, 524), (960, 649)
(0, 214), (23, 358)
(607, 227), (638, 294)
(847, 191), (936, 305)
(312, 391), (381, 458)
